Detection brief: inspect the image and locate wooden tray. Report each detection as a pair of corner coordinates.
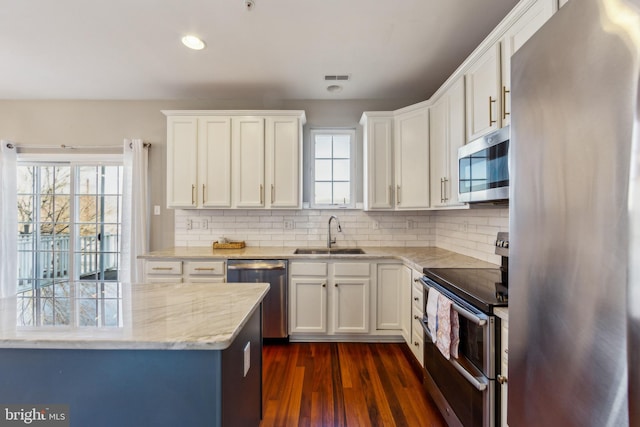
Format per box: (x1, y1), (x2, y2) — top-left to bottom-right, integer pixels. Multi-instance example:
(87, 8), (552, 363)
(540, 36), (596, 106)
(212, 241), (246, 249)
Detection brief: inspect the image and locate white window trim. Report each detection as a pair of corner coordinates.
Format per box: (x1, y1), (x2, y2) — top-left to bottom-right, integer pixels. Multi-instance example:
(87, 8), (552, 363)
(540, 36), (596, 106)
(309, 128), (357, 209)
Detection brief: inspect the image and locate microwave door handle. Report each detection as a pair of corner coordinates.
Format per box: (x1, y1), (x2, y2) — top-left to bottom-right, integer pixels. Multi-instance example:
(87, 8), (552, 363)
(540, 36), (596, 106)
(420, 319), (488, 391)
(420, 277), (488, 326)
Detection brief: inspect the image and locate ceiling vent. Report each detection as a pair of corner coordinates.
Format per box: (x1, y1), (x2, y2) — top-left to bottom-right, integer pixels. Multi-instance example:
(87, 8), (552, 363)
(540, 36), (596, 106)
(324, 75), (350, 81)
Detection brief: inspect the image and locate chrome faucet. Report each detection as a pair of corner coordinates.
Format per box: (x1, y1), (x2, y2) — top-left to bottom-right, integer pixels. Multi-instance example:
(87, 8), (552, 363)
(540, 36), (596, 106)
(327, 215), (342, 248)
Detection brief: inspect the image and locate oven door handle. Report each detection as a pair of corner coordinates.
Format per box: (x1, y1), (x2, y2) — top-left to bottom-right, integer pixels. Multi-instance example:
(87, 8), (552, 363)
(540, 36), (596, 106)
(420, 320), (489, 392)
(420, 277), (488, 326)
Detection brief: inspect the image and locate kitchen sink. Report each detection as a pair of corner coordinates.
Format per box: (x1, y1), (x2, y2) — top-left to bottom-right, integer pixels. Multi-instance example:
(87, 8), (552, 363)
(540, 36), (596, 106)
(294, 248), (365, 255)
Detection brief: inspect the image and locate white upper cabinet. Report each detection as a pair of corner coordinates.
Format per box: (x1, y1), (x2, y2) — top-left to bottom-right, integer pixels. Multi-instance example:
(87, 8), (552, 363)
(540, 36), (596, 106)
(394, 107), (430, 209)
(430, 78), (466, 208)
(164, 110), (305, 210)
(501, 0), (557, 127)
(465, 42), (502, 142)
(361, 109), (430, 210)
(265, 116), (302, 208)
(232, 117), (265, 208)
(361, 113), (394, 210)
(166, 116), (199, 208)
(199, 117), (232, 208)
(465, 0), (556, 140)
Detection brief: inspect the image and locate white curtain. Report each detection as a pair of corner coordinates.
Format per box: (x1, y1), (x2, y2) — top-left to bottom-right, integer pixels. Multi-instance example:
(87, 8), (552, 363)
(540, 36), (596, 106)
(121, 139), (149, 284)
(0, 141), (17, 298)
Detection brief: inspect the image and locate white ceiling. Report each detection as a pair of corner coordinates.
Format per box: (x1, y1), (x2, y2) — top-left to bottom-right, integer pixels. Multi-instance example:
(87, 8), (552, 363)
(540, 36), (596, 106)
(0, 0), (519, 102)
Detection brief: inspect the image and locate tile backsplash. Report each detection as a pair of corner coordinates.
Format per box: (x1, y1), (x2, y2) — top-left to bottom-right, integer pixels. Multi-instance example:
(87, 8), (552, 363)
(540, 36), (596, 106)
(174, 207), (508, 264)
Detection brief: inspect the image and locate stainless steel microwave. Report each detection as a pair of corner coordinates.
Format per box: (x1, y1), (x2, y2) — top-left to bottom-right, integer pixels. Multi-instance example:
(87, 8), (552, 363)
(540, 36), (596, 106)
(458, 126), (510, 203)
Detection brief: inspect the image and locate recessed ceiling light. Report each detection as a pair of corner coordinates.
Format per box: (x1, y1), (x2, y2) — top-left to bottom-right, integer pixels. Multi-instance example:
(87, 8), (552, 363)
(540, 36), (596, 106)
(327, 84), (343, 93)
(181, 35), (206, 50)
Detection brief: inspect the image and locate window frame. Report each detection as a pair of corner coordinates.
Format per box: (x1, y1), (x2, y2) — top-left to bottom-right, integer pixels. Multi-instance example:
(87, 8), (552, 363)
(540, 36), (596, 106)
(309, 128), (357, 209)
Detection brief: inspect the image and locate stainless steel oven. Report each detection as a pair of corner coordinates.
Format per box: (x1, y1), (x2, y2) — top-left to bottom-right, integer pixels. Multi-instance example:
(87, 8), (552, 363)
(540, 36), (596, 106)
(420, 276), (497, 427)
(420, 233), (509, 427)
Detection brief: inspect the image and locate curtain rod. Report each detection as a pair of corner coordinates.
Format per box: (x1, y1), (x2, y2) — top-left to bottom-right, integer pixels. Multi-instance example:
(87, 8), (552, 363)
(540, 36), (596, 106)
(4, 142), (150, 150)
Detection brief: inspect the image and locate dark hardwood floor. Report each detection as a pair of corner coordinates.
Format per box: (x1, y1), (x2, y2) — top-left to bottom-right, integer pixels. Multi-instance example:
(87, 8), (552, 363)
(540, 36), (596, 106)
(261, 342), (446, 427)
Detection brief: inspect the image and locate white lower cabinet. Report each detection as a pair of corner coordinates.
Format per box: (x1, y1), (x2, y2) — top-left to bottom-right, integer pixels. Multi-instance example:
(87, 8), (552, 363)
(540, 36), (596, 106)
(376, 263), (404, 330)
(144, 261), (183, 284)
(290, 261), (371, 337)
(144, 259), (225, 284)
(496, 308), (509, 427)
(410, 269), (425, 366)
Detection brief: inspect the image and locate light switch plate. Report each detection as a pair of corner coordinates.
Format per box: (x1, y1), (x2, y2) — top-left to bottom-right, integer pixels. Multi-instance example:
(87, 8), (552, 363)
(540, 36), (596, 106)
(243, 342), (250, 377)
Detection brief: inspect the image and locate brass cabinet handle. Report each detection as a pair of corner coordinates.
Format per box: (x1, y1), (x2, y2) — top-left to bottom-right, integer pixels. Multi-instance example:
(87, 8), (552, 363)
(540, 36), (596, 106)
(414, 315), (420, 320)
(322, 283), (327, 288)
(396, 185), (401, 205)
(414, 296), (419, 301)
(271, 184), (275, 204)
(502, 86), (510, 120)
(194, 267), (216, 271)
(152, 267), (173, 271)
(489, 96), (497, 126)
(497, 375), (508, 384)
(414, 278), (420, 283)
(440, 177), (445, 203)
(414, 341), (420, 347)
(202, 184), (206, 204)
(192, 184), (196, 205)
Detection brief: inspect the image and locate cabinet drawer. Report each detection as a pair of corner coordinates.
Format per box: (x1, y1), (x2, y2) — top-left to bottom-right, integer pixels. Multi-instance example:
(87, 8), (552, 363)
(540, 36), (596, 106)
(290, 262), (327, 276)
(412, 281), (424, 310)
(412, 304), (424, 335)
(333, 262), (370, 277)
(410, 329), (424, 366)
(145, 261), (182, 276)
(186, 261), (225, 276)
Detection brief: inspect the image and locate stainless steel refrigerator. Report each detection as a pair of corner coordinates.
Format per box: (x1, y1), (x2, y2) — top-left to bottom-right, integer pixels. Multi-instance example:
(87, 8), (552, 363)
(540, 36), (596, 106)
(510, 0), (639, 426)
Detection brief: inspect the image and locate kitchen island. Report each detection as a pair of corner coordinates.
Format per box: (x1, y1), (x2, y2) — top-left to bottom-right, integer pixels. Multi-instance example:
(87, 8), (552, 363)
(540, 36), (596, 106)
(0, 282), (269, 427)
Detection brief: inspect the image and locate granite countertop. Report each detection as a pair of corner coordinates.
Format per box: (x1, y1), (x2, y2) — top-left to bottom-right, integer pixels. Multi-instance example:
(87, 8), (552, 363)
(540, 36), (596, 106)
(140, 246), (499, 272)
(0, 282), (269, 351)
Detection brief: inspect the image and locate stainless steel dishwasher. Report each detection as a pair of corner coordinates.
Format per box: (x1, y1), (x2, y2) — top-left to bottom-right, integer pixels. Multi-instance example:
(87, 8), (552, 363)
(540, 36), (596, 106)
(226, 259), (288, 340)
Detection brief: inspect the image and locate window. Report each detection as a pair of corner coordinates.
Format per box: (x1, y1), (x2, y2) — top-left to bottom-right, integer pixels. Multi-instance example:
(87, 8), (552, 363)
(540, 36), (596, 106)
(310, 129), (356, 208)
(16, 161), (123, 327)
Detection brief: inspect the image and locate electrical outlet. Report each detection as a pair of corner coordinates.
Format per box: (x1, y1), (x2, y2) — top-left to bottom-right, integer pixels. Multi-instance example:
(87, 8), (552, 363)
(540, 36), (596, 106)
(186, 219), (193, 230)
(283, 220), (294, 230)
(406, 219), (415, 229)
(372, 221), (379, 230)
(243, 342), (251, 377)
(153, 205), (160, 215)
(461, 221), (468, 232)
(202, 219), (208, 229)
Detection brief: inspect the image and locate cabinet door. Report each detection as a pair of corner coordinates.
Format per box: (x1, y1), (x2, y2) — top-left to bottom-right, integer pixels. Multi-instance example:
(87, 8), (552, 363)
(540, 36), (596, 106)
(265, 116), (300, 208)
(332, 278), (370, 334)
(465, 43), (502, 141)
(290, 278), (327, 334)
(199, 117), (232, 207)
(233, 117), (265, 208)
(446, 77), (466, 206)
(501, 0), (556, 127)
(394, 108), (430, 209)
(363, 116), (394, 210)
(400, 266), (412, 343)
(429, 96), (448, 208)
(166, 116), (198, 208)
(377, 264), (403, 330)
